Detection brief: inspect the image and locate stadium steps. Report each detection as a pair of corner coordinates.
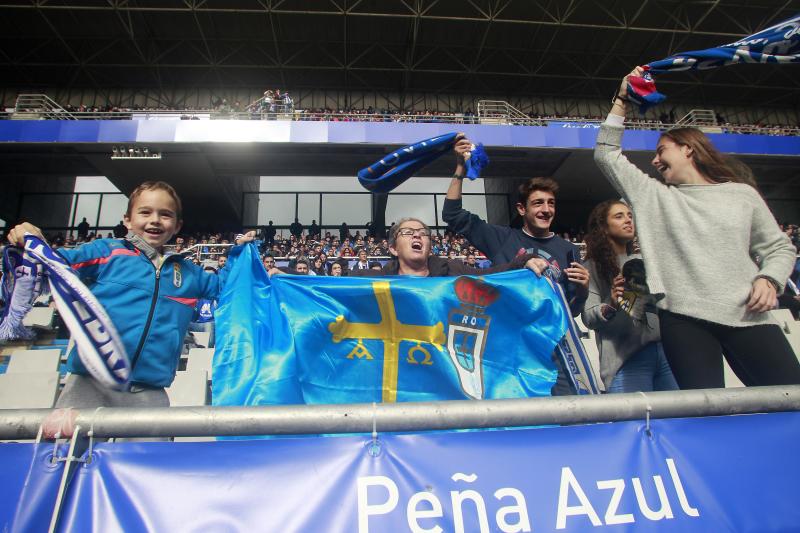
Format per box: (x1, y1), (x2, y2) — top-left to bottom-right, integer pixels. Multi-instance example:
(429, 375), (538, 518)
(191, 331), (211, 348)
(14, 93), (76, 120)
(22, 307), (55, 329)
(0, 349), (63, 408)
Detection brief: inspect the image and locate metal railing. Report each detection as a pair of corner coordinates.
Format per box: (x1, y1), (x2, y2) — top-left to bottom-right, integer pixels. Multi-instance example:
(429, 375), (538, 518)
(0, 386), (797, 439)
(13, 94), (76, 120)
(477, 99), (541, 126)
(675, 109), (717, 127)
(244, 93), (295, 115)
(2, 99), (799, 136)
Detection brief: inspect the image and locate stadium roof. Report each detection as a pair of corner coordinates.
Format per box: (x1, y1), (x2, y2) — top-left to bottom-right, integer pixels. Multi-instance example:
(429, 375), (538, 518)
(1, 0), (799, 108)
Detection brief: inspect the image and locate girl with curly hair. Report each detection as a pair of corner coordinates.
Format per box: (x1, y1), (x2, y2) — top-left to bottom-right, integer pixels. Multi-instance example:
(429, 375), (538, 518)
(582, 200), (678, 392)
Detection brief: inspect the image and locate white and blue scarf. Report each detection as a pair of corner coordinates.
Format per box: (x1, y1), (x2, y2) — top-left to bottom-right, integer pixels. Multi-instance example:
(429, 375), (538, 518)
(1, 235), (130, 390)
(0, 247), (42, 341)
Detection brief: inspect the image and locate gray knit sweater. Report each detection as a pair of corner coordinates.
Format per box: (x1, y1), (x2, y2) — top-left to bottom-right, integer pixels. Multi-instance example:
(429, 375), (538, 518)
(594, 118), (795, 327)
(582, 255), (660, 389)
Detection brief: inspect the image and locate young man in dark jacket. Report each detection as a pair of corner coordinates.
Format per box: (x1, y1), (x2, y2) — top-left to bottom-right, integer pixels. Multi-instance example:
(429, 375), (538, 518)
(442, 137), (591, 394)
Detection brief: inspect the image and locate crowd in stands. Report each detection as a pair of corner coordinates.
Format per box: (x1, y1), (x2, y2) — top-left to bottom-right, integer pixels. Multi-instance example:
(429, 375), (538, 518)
(7, 95), (799, 135)
(23, 220), (798, 271)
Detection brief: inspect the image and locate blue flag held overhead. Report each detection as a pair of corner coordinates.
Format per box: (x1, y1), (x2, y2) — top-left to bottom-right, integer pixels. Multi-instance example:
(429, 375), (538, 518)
(213, 244), (567, 407)
(357, 133), (489, 193)
(627, 14), (800, 112)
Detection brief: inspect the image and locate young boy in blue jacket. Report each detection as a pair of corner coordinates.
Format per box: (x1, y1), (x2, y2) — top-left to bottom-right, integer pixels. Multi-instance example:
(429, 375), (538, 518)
(7, 181), (254, 417)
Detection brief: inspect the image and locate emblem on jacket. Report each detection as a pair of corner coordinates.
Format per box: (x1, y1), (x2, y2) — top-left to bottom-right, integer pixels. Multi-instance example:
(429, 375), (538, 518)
(446, 277), (497, 399)
(173, 262), (182, 288)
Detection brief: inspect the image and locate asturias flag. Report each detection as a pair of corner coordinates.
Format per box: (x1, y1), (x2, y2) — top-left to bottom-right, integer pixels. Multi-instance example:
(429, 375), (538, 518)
(213, 244), (568, 406)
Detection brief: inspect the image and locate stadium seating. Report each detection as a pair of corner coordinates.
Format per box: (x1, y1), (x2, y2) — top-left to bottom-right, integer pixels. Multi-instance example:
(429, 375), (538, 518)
(186, 348), (214, 373)
(166, 371), (209, 407)
(0, 349), (62, 408)
(7, 348), (61, 373)
(22, 307), (55, 329)
(0, 372), (60, 408)
(191, 331), (211, 348)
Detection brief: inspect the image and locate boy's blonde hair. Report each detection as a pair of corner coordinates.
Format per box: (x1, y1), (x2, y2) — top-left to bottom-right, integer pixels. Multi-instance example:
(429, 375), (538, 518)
(125, 181), (183, 220)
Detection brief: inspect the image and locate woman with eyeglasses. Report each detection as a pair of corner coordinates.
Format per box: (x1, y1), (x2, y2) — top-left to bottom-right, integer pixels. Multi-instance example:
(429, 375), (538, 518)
(349, 217), (540, 278)
(593, 66), (800, 389)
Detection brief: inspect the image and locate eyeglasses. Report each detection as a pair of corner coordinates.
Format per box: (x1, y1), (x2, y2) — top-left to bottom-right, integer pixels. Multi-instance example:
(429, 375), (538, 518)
(397, 228), (431, 238)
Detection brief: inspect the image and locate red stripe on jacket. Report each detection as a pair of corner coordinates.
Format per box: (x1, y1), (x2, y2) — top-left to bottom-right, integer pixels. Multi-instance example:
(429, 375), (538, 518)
(167, 296), (199, 307)
(71, 248), (141, 269)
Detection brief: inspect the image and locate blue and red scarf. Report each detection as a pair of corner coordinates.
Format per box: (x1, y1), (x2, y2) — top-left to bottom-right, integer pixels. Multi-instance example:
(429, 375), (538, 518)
(627, 14), (800, 112)
(358, 133), (489, 193)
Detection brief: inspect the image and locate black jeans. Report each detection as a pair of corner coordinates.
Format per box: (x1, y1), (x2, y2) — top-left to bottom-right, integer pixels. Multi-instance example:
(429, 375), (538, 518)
(659, 310), (800, 389)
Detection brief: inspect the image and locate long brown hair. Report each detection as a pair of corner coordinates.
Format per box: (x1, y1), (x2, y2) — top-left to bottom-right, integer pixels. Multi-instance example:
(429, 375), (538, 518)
(660, 128), (756, 188)
(585, 200), (629, 286)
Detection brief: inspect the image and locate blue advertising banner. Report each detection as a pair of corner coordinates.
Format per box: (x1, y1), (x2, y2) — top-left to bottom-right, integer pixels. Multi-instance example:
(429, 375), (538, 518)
(0, 443), (68, 533)
(41, 411), (800, 532)
(0, 120), (798, 156)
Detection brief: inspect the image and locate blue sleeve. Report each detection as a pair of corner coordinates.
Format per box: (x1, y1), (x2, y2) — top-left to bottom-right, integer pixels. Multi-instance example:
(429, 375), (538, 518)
(441, 198), (510, 260)
(210, 243), (249, 296)
(192, 263), (221, 300)
(56, 240), (112, 281)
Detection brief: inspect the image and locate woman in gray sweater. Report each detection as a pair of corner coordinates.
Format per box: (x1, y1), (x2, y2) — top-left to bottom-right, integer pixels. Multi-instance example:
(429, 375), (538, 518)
(593, 66), (800, 389)
(582, 200), (678, 392)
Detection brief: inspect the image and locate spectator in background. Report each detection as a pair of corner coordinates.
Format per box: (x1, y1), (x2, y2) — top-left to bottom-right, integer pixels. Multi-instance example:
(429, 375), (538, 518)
(339, 222), (350, 241)
(262, 221), (276, 247)
(352, 248), (370, 271)
(294, 258), (310, 274)
(309, 220), (320, 239)
(113, 220), (127, 238)
(329, 262), (344, 276)
(464, 253), (477, 267)
(217, 252), (228, 270)
(289, 218), (304, 238)
(188, 266), (219, 348)
(311, 256), (326, 276)
(77, 217), (90, 240)
(262, 253), (276, 271)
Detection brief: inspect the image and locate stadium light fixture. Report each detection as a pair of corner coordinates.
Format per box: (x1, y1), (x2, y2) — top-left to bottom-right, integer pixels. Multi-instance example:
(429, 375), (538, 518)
(111, 145), (162, 160)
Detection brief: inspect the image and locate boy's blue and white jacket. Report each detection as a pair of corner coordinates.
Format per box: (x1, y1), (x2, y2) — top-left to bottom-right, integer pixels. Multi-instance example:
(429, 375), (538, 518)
(58, 233), (225, 388)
